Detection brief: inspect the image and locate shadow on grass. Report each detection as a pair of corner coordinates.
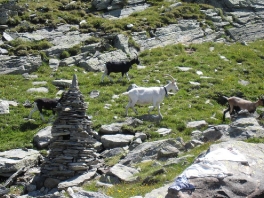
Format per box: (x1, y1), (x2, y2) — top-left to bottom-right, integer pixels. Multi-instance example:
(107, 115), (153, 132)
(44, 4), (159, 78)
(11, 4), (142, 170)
(20, 121), (41, 132)
(136, 114), (162, 123)
(99, 80), (129, 86)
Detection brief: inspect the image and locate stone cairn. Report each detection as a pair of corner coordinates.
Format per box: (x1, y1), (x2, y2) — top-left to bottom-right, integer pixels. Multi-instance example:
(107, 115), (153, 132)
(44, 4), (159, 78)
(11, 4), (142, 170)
(41, 74), (102, 182)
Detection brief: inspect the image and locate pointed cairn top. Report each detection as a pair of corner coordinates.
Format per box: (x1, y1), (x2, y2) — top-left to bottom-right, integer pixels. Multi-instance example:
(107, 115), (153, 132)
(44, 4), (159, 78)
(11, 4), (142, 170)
(71, 74), (78, 88)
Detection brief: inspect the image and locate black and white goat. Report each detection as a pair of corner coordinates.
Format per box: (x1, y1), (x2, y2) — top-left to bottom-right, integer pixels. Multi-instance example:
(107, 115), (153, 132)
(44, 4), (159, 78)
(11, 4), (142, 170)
(122, 74), (179, 119)
(222, 96), (264, 121)
(101, 55), (140, 82)
(28, 96), (63, 122)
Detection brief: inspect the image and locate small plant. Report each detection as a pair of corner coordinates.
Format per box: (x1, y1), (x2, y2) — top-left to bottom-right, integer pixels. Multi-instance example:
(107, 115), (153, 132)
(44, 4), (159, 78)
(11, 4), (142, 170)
(104, 153), (125, 166)
(84, 37), (101, 45)
(68, 45), (81, 56)
(60, 50), (70, 59)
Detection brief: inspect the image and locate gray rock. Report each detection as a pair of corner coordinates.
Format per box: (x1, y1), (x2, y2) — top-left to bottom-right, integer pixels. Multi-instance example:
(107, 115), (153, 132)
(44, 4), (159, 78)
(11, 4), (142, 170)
(119, 139), (184, 166)
(32, 81), (47, 86)
(3, 32), (13, 41)
(164, 155), (194, 167)
(52, 79), (72, 88)
(202, 126), (223, 142)
(107, 164), (139, 182)
(26, 87), (49, 93)
(186, 120), (208, 129)
(184, 139), (204, 150)
(134, 132), (147, 141)
(73, 190), (112, 198)
(0, 55), (42, 75)
(22, 73), (38, 79)
(99, 123), (123, 134)
(157, 145), (179, 159)
(58, 169), (97, 190)
(0, 149), (40, 177)
(99, 117), (143, 134)
(0, 186), (10, 196)
(129, 137), (142, 150)
(227, 117), (264, 140)
(166, 140), (264, 197)
(191, 130), (203, 140)
(79, 49), (128, 72)
(100, 147), (125, 158)
(101, 134), (134, 149)
(92, 0), (111, 10)
(156, 128), (172, 136)
(103, 3), (150, 18)
(0, 100), (9, 114)
(0, 47), (8, 55)
(49, 58), (59, 71)
(33, 126), (53, 149)
(113, 34), (130, 54)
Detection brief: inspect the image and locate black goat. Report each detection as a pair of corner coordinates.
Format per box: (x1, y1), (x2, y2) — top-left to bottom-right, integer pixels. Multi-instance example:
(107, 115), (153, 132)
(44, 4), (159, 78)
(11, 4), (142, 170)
(101, 55), (140, 82)
(28, 95), (64, 122)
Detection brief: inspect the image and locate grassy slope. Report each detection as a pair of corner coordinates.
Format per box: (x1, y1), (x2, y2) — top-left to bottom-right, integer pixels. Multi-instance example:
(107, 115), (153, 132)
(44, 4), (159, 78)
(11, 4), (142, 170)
(2, 40), (264, 197)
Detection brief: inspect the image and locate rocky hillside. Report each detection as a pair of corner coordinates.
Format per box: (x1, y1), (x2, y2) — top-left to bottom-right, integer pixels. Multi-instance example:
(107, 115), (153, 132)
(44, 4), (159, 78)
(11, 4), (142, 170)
(0, 0), (264, 74)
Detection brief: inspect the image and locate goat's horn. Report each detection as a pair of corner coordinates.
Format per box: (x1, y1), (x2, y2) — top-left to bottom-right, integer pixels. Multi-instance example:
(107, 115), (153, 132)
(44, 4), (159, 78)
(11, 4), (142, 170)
(165, 74), (175, 82)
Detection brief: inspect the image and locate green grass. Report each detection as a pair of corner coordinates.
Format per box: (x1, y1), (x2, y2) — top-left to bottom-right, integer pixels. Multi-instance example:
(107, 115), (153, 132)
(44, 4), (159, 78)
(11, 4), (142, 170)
(1, 40), (264, 152)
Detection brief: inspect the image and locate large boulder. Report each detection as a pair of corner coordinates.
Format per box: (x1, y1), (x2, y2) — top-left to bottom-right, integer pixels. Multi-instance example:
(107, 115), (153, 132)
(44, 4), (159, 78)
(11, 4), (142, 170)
(101, 134), (135, 149)
(33, 126), (53, 150)
(0, 55), (42, 75)
(119, 139), (184, 166)
(166, 141), (264, 197)
(0, 149), (41, 177)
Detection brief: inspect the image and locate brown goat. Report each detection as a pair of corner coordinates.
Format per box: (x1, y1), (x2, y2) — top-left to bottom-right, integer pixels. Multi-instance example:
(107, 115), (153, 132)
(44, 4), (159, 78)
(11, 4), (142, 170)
(223, 96), (264, 121)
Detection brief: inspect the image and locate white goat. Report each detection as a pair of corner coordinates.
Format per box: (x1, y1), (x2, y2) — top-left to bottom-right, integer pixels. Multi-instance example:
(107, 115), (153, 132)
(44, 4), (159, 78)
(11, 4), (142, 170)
(222, 96), (264, 121)
(122, 75), (179, 118)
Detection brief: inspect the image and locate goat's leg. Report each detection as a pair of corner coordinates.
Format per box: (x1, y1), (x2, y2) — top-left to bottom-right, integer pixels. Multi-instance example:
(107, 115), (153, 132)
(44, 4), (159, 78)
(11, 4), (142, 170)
(28, 103), (38, 119)
(101, 66), (108, 82)
(125, 100), (137, 116)
(118, 73), (123, 81)
(223, 106), (231, 121)
(39, 111), (45, 122)
(101, 72), (106, 82)
(48, 115), (55, 123)
(106, 74), (114, 82)
(132, 106), (138, 115)
(229, 105), (234, 116)
(148, 105), (156, 114)
(47, 110), (56, 122)
(157, 105), (163, 119)
(125, 73), (130, 81)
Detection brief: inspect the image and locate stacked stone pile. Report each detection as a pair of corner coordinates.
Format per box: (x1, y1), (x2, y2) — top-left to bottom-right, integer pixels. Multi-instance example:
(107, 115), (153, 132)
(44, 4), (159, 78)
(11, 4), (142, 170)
(40, 74), (102, 182)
